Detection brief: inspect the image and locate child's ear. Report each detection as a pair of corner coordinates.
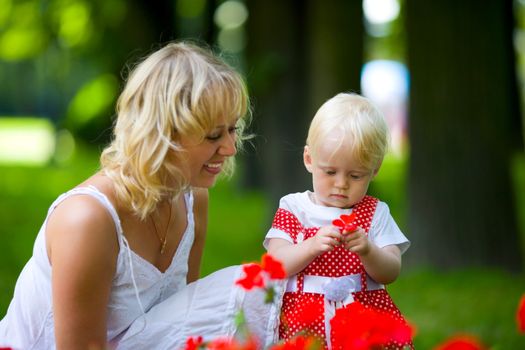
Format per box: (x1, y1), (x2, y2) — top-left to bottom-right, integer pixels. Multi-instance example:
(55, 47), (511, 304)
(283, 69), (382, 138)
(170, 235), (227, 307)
(303, 146), (313, 173)
(372, 160), (383, 178)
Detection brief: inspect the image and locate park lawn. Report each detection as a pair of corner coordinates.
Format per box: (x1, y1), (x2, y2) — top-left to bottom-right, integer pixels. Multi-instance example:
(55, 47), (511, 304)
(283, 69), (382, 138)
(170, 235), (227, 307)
(0, 147), (524, 348)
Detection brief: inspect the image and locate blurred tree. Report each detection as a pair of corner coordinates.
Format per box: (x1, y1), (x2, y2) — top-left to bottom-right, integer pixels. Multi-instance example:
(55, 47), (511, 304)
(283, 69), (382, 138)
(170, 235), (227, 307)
(0, 0), (180, 145)
(406, 0), (524, 270)
(245, 0), (363, 210)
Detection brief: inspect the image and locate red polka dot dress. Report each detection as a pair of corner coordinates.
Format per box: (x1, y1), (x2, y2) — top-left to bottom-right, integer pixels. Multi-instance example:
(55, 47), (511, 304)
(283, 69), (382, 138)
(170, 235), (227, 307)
(264, 192), (413, 350)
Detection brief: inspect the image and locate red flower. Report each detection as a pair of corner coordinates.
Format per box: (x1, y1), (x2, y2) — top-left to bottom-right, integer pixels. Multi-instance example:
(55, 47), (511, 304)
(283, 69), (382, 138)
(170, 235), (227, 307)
(433, 334), (486, 350)
(184, 336), (204, 350)
(207, 337), (238, 350)
(237, 336), (259, 350)
(206, 337), (259, 350)
(330, 301), (413, 350)
(332, 213), (358, 233)
(262, 253), (286, 279)
(268, 334), (318, 350)
(517, 294), (525, 333)
(236, 255), (287, 290)
(235, 263), (265, 290)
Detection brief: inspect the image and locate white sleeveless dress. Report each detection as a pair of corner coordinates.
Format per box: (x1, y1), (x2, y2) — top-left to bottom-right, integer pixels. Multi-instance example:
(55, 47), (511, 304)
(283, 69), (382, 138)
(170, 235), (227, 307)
(0, 186), (196, 349)
(0, 186), (282, 349)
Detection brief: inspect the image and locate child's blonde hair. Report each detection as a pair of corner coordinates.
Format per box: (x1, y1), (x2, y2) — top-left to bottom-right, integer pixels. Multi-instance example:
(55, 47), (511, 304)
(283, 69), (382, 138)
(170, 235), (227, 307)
(306, 93), (389, 171)
(101, 42), (250, 220)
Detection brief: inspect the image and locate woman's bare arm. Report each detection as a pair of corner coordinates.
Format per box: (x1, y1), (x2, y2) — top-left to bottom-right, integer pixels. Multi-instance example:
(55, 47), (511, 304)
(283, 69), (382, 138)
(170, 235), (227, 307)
(47, 195), (119, 350)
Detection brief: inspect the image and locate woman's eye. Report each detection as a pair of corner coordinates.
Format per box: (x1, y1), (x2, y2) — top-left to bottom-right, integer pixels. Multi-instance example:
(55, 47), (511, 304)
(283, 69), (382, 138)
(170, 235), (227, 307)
(206, 133), (222, 141)
(229, 126), (239, 133)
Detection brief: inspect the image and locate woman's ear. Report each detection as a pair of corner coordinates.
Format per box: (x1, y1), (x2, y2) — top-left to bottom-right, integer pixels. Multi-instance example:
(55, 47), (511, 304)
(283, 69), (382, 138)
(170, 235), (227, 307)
(303, 146), (313, 173)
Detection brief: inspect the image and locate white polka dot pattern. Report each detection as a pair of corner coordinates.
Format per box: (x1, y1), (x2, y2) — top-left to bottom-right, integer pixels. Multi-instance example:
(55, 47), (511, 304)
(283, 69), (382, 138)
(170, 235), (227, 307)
(271, 196), (413, 350)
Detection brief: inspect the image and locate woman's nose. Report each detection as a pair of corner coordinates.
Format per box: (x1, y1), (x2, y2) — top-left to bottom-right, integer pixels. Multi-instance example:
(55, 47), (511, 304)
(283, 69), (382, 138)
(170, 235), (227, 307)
(218, 133), (237, 157)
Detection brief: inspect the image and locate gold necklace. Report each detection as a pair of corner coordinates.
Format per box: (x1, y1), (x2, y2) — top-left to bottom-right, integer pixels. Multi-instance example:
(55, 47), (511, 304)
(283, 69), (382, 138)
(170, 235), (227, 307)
(150, 199), (173, 254)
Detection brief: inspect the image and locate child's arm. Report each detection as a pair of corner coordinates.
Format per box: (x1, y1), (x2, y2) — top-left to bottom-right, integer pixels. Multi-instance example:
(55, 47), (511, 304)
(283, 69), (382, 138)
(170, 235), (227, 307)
(266, 226), (341, 276)
(342, 227), (401, 284)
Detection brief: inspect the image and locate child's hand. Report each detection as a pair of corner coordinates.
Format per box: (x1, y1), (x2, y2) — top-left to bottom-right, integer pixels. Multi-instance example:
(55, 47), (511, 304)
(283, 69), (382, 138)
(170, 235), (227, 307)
(307, 226), (342, 255)
(341, 227), (371, 256)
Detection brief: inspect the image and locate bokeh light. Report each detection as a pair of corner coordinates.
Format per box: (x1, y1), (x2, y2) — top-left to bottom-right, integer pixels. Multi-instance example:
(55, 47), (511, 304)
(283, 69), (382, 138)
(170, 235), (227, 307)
(0, 118), (55, 165)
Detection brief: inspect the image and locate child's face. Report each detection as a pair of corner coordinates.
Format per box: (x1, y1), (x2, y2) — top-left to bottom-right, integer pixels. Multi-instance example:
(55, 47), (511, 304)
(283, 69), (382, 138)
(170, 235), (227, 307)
(303, 137), (377, 209)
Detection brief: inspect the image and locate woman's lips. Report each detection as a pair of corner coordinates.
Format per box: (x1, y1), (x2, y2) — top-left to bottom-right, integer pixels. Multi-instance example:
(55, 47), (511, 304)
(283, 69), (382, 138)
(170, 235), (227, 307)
(204, 162), (222, 174)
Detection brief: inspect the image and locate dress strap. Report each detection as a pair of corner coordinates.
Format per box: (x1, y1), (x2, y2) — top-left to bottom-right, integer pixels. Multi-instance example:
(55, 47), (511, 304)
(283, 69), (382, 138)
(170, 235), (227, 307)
(351, 195), (379, 292)
(48, 185), (147, 317)
(352, 195), (379, 234)
(48, 185), (124, 240)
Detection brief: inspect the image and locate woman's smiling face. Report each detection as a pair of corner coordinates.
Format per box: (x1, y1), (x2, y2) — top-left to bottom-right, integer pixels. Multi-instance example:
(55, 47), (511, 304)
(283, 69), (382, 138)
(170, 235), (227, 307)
(178, 117), (238, 188)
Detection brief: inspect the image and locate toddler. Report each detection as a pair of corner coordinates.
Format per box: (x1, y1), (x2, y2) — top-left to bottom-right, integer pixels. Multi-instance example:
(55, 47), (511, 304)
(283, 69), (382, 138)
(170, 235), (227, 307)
(265, 93), (413, 349)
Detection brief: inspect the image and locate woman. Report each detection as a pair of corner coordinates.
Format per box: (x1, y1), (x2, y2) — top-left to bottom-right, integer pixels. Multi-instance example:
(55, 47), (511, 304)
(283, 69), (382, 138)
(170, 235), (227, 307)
(0, 41), (251, 349)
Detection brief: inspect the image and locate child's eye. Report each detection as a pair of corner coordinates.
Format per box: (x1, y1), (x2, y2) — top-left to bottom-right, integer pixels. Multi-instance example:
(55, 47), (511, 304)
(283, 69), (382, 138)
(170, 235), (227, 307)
(325, 170), (336, 176)
(350, 174), (364, 180)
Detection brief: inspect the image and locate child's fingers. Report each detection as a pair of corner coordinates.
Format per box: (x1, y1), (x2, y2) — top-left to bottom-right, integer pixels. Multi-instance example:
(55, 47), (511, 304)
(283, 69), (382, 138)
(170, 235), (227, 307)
(342, 225), (362, 235)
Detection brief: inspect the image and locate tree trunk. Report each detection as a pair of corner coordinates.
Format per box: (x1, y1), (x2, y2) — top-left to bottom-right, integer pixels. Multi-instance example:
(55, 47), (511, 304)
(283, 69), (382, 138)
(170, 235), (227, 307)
(244, 0), (311, 201)
(405, 0), (523, 270)
(244, 0), (363, 210)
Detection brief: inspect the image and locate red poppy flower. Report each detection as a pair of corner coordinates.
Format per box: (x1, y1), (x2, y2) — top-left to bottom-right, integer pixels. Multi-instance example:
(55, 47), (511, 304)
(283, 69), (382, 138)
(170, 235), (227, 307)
(206, 337), (259, 350)
(330, 301), (413, 350)
(207, 337), (239, 350)
(235, 263), (265, 290)
(517, 294), (525, 333)
(268, 334), (318, 350)
(184, 336), (204, 350)
(332, 213), (358, 233)
(261, 253), (286, 279)
(239, 337), (260, 350)
(433, 334), (486, 350)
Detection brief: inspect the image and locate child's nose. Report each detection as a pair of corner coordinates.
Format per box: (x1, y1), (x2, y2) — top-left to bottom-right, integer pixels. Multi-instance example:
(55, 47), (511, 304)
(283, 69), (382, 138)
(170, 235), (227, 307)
(335, 174), (349, 189)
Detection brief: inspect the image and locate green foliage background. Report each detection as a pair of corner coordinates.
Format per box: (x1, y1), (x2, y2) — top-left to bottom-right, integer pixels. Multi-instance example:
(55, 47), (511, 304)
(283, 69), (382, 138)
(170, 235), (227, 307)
(1, 147), (524, 348)
(0, 0), (525, 348)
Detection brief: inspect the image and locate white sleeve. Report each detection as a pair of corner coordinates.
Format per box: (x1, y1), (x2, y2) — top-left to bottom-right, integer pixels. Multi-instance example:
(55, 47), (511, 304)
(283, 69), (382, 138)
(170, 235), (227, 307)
(368, 201), (410, 254)
(262, 195), (297, 250)
(263, 228), (293, 250)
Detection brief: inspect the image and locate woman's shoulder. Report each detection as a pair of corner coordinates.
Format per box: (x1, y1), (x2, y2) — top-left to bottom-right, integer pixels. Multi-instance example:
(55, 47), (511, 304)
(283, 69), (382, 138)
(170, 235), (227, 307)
(46, 174), (121, 260)
(47, 190), (119, 245)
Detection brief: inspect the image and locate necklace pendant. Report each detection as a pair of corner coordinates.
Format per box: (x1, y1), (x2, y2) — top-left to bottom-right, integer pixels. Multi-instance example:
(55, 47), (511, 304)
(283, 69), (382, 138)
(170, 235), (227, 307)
(160, 239), (167, 254)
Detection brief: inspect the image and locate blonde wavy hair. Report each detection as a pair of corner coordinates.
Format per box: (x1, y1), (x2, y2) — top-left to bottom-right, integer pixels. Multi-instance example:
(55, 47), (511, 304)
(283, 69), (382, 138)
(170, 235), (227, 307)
(101, 42), (250, 220)
(306, 93), (389, 171)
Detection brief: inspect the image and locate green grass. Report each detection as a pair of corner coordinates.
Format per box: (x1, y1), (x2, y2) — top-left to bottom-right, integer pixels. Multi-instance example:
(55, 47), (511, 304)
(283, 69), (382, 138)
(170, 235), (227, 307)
(1, 148), (525, 348)
(389, 268), (525, 349)
(202, 176), (269, 275)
